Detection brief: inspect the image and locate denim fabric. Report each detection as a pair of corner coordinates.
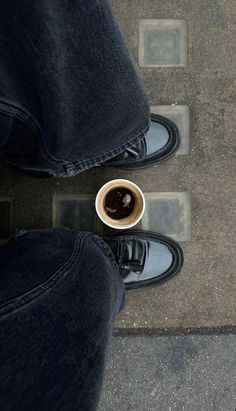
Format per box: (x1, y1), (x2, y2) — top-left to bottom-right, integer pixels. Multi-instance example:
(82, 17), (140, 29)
(0, 0), (150, 176)
(0, 229), (125, 411)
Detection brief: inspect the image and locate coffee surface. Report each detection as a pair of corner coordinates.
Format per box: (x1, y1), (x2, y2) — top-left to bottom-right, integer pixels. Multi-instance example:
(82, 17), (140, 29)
(104, 187), (135, 220)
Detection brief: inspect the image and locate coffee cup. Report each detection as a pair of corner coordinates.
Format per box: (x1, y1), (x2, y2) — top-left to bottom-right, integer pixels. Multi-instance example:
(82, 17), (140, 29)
(95, 179), (145, 229)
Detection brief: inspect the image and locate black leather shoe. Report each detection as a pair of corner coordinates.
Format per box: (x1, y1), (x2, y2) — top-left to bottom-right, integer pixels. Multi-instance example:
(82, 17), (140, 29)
(103, 114), (180, 169)
(104, 230), (183, 290)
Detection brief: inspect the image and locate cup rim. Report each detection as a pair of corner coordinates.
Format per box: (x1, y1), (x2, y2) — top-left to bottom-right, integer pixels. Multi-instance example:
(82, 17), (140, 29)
(95, 179), (145, 229)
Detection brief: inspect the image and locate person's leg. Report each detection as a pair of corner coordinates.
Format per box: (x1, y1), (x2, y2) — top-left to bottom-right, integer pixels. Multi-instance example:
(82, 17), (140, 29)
(0, 0), (150, 176)
(0, 229), (124, 411)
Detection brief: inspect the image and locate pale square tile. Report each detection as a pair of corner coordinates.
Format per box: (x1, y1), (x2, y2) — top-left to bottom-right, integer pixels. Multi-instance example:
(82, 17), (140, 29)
(139, 19), (187, 67)
(151, 105), (190, 155)
(53, 194), (104, 236)
(141, 192), (191, 241)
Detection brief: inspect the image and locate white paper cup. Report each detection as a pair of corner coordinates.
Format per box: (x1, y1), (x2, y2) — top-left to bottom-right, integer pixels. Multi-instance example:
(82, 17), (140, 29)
(95, 179), (145, 229)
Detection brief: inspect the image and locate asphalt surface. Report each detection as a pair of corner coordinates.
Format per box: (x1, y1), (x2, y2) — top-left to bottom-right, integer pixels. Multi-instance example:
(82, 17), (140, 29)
(100, 334), (236, 411)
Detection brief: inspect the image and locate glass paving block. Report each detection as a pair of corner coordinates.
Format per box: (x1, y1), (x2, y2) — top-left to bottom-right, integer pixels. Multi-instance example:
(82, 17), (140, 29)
(139, 20), (187, 67)
(0, 198), (11, 241)
(141, 192), (191, 241)
(151, 105), (190, 155)
(53, 195), (104, 236)
(53, 193), (191, 241)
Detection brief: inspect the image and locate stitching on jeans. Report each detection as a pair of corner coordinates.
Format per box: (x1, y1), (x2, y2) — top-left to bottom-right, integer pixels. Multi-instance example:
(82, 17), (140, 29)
(91, 235), (119, 272)
(0, 232), (89, 318)
(0, 99), (63, 165)
(0, 108), (56, 166)
(43, 118), (150, 174)
(0, 98), (151, 175)
(51, 121), (150, 176)
(72, 122), (150, 166)
(0, 112), (14, 149)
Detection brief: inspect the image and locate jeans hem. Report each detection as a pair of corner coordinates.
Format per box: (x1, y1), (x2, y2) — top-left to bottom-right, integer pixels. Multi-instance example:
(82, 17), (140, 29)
(0, 97), (150, 177)
(50, 118), (151, 177)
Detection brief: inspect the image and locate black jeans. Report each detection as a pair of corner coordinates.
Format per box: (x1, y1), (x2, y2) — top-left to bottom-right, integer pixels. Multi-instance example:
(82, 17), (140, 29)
(0, 0), (150, 176)
(0, 2), (148, 409)
(0, 229), (125, 411)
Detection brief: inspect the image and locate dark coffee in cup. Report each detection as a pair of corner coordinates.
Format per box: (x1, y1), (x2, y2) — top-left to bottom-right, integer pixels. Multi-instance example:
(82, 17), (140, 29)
(104, 187), (135, 220)
(95, 179), (145, 230)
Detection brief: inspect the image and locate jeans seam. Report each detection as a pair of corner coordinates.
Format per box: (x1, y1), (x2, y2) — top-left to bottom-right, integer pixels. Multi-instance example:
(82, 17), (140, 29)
(0, 232), (89, 318)
(91, 235), (119, 272)
(0, 113), (14, 149)
(89, 235), (125, 311)
(0, 98), (65, 165)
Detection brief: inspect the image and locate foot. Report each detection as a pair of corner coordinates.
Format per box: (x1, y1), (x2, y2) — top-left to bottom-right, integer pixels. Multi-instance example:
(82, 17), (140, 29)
(103, 114), (180, 169)
(103, 230), (183, 290)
